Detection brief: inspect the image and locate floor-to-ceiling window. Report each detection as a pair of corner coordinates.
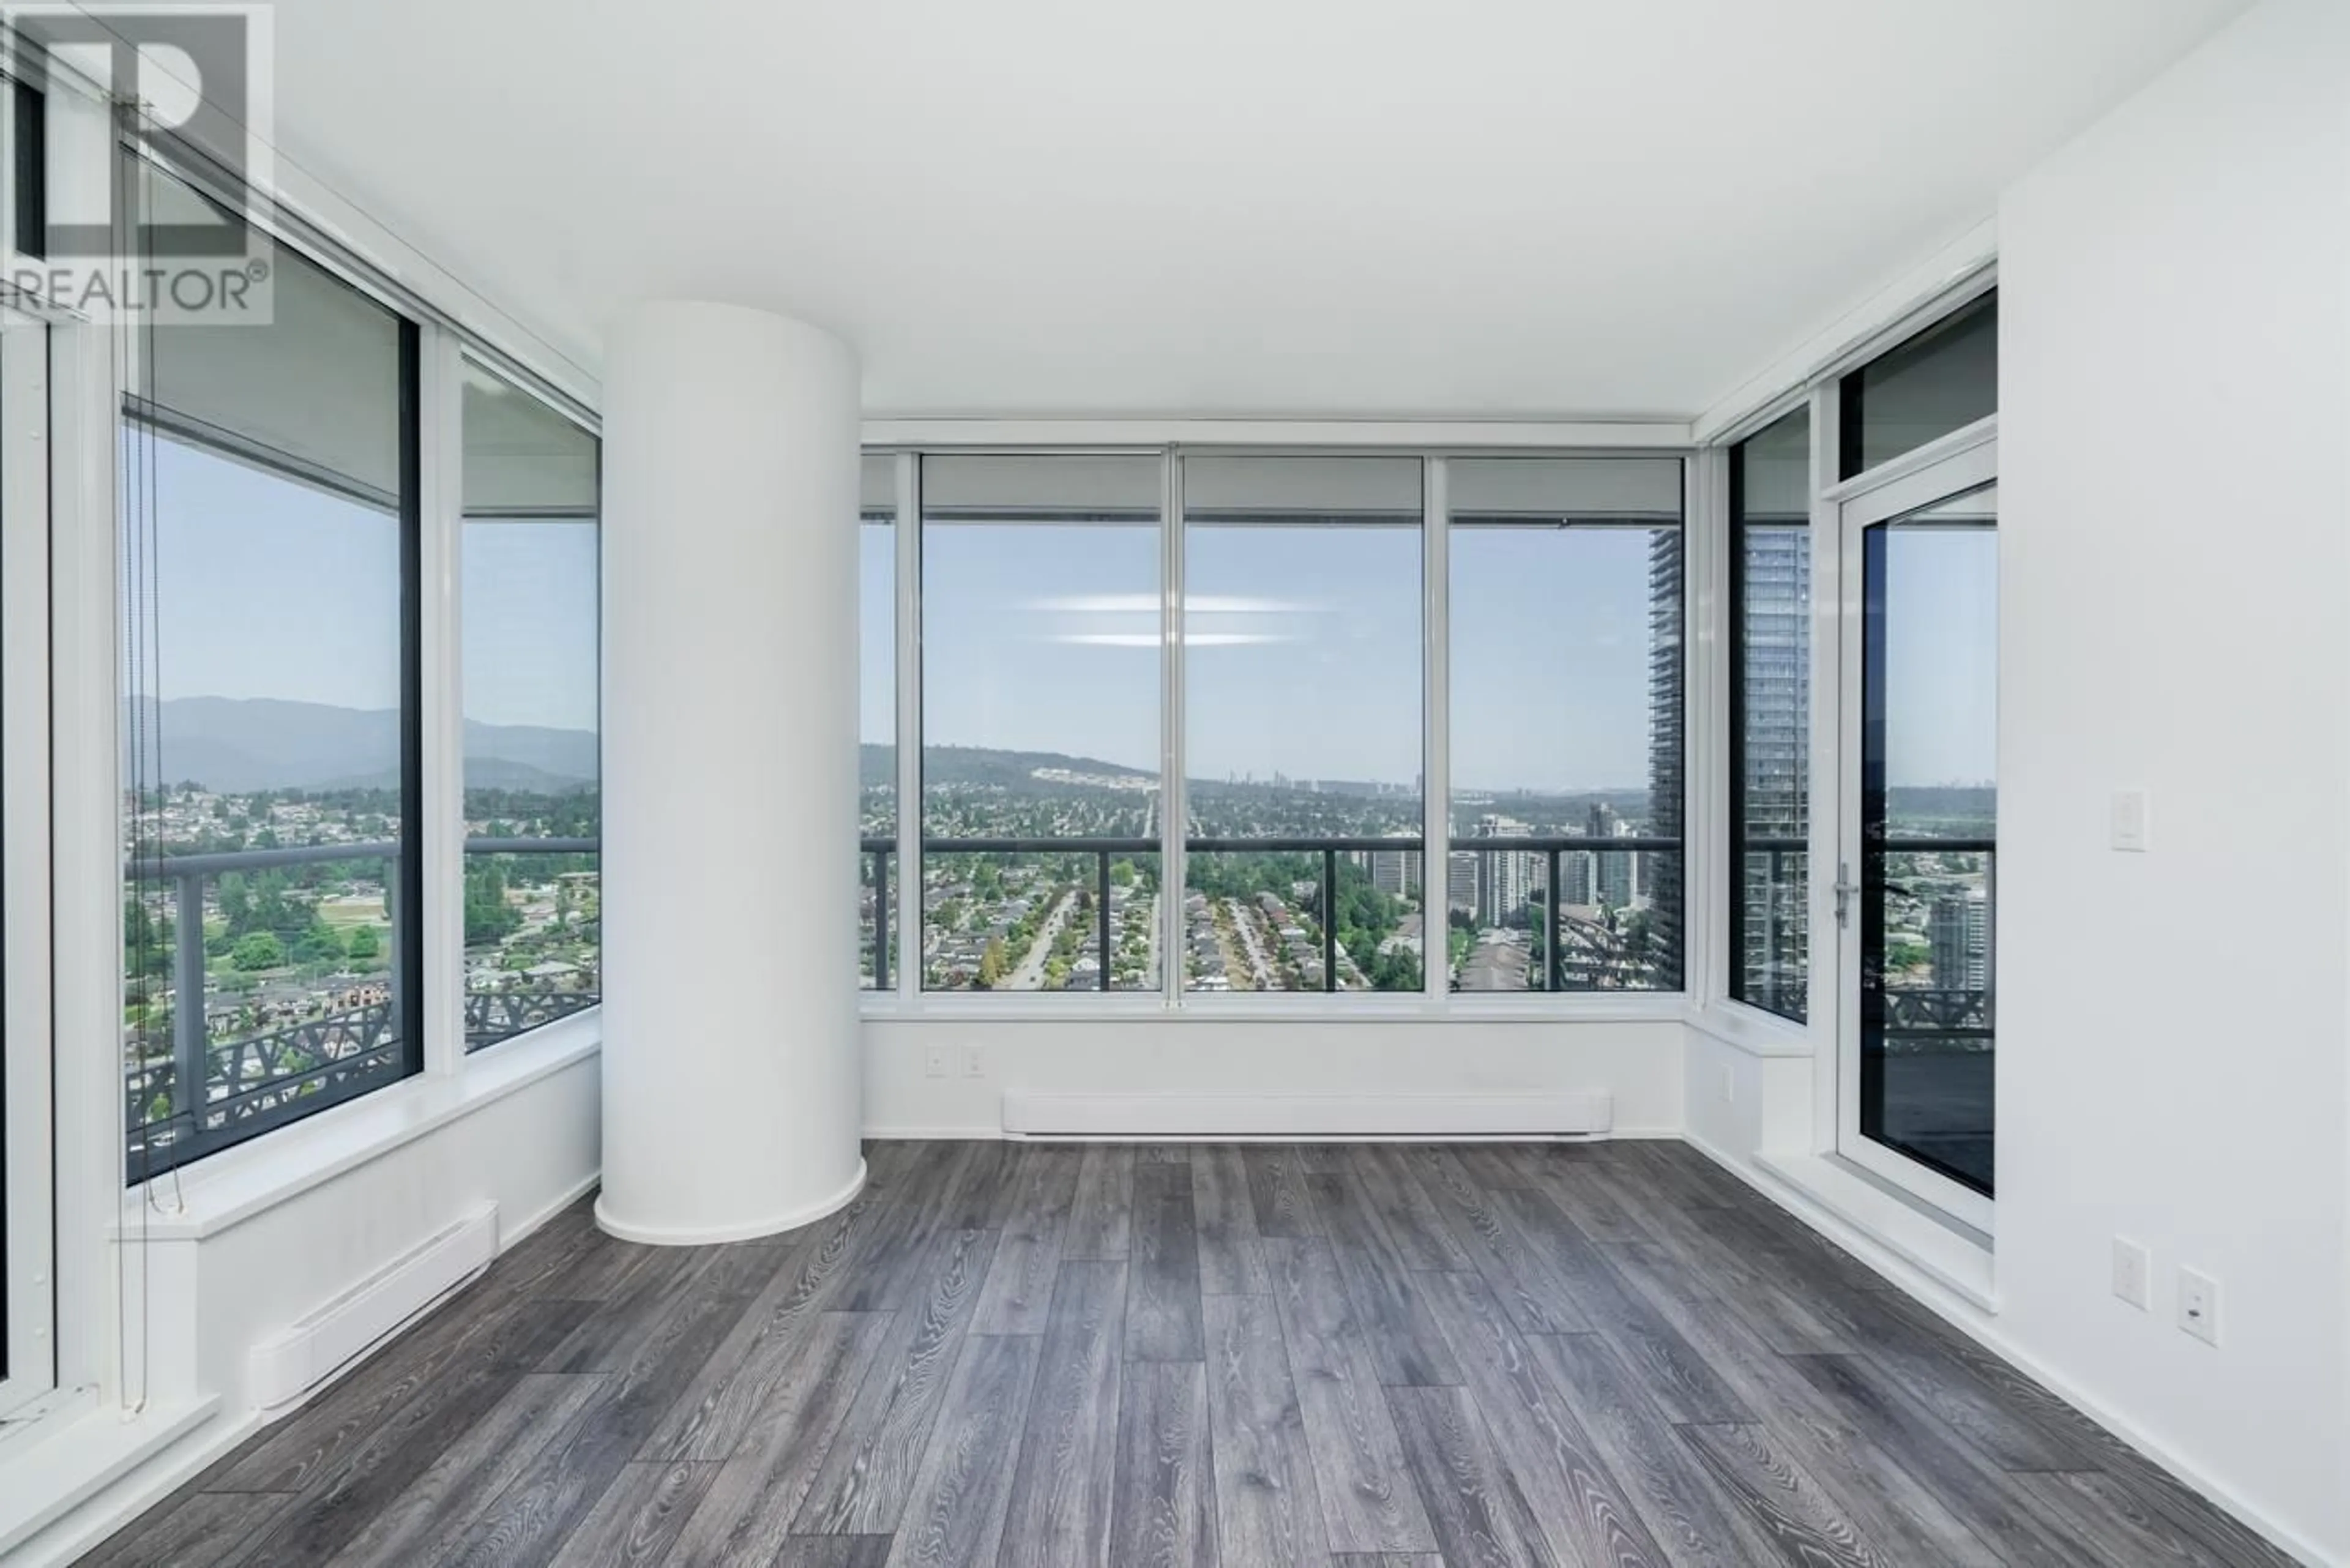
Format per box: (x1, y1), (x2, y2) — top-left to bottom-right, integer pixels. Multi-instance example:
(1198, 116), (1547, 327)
(1728, 409), (1812, 1019)
(119, 179), (422, 1176)
(876, 444), (1695, 1011)
(1447, 457), (1685, 992)
(459, 361), (600, 1050)
(919, 455), (1163, 992)
(1182, 456), (1424, 994)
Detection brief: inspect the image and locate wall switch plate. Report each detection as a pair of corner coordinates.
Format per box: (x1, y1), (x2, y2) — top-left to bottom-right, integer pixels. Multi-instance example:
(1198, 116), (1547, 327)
(2179, 1267), (2220, 1345)
(924, 1046), (947, 1079)
(2111, 1237), (2150, 1310)
(1721, 1063), (1736, 1105)
(963, 1045), (986, 1078)
(2110, 788), (2152, 852)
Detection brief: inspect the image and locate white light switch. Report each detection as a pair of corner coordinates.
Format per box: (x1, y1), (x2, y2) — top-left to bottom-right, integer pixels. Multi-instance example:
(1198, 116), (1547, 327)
(2109, 788), (2150, 853)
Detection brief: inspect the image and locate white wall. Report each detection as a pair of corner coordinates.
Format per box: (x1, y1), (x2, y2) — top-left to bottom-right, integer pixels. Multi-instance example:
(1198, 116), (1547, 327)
(864, 1018), (1684, 1138)
(1998, 0), (2350, 1556)
(9, 1055), (600, 1568)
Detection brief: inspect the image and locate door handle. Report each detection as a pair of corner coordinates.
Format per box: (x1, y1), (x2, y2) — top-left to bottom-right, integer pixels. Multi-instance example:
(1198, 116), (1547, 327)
(1832, 861), (1857, 929)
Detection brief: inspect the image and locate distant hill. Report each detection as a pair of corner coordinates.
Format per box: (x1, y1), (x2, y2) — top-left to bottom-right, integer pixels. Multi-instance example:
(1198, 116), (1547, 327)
(865, 744), (1154, 790)
(127, 697), (597, 793)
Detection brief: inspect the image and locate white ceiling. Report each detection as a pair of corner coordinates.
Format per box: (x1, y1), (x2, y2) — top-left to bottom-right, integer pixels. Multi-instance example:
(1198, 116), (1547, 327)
(264, 0), (2248, 419)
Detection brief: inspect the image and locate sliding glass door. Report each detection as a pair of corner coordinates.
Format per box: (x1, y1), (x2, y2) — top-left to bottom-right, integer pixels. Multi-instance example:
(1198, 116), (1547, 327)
(1835, 434), (1997, 1226)
(0, 304), (53, 1419)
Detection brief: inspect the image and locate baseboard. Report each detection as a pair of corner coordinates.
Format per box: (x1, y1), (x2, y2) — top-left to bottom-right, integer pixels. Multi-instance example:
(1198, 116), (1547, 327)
(595, 1158), (867, 1245)
(1682, 1132), (2333, 1568)
(1000, 1090), (1613, 1138)
(0, 1170), (603, 1568)
(510, 1170), (602, 1242)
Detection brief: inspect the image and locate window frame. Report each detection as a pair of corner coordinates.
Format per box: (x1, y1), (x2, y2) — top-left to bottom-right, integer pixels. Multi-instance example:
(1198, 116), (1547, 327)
(1693, 264), (2001, 1243)
(912, 450), (1169, 998)
(1725, 413), (1812, 1024)
(89, 142), (610, 1185)
(865, 444), (1696, 1021)
(454, 353), (604, 1053)
(114, 268), (428, 1181)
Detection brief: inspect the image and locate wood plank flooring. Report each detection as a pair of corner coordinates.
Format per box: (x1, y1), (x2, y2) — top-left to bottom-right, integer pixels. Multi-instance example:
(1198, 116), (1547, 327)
(86, 1140), (2296, 1567)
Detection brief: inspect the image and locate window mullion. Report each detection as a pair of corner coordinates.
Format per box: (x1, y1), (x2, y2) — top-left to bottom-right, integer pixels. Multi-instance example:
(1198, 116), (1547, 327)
(1162, 448), (1184, 1010)
(419, 324), (466, 1075)
(893, 451), (920, 1006)
(1422, 457), (1447, 1003)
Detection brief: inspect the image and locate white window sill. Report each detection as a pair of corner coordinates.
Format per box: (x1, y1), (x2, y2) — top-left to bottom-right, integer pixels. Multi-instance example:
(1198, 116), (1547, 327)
(1686, 999), (1816, 1057)
(859, 993), (1691, 1026)
(1751, 1149), (1996, 1312)
(118, 1011), (602, 1242)
(0, 1393), (223, 1560)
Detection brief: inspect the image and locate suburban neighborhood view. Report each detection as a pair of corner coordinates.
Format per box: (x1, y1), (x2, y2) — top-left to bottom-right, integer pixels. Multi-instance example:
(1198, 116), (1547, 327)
(863, 745), (1687, 996)
(121, 696), (600, 1157)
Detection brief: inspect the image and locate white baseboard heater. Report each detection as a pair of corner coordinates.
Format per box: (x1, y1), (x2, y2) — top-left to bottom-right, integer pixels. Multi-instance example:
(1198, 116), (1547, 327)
(247, 1201), (499, 1418)
(1000, 1091), (1612, 1140)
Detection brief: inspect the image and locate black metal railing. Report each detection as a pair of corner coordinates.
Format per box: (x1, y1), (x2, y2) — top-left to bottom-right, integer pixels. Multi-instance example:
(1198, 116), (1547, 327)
(125, 836), (596, 1174)
(462, 837), (601, 1053)
(1445, 837), (1683, 994)
(1871, 835), (1995, 1048)
(1734, 834), (1808, 1019)
(862, 838), (893, 990)
(917, 837), (1158, 993)
(1186, 835), (1423, 993)
(871, 832), (1688, 996)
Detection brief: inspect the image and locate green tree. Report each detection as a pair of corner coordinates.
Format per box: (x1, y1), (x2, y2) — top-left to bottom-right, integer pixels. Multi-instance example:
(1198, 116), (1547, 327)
(465, 861), (523, 946)
(977, 938), (1008, 990)
(346, 924), (382, 962)
(230, 931), (286, 971)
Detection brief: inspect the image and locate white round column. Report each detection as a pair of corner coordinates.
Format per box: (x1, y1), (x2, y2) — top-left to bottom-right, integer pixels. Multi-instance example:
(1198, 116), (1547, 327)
(597, 301), (864, 1244)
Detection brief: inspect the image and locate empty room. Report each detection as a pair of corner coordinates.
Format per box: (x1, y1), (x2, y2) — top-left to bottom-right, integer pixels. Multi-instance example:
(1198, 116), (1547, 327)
(1, 0), (2344, 1563)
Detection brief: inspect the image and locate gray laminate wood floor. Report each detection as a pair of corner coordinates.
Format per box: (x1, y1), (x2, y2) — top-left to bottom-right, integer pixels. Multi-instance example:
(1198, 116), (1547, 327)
(86, 1140), (2296, 1567)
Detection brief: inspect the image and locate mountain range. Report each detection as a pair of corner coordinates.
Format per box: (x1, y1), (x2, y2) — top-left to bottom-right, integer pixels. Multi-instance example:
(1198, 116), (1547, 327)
(127, 697), (598, 793)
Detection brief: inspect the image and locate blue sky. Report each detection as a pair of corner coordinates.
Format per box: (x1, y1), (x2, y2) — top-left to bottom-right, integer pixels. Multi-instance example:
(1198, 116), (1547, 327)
(900, 517), (1674, 791)
(146, 435), (600, 733)
(149, 437), (1992, 788)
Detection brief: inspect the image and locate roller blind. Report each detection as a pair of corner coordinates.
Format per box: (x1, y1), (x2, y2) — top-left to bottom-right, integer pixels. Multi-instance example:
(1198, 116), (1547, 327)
(461, 361), (597, 515)
(138, 160), (405, 507)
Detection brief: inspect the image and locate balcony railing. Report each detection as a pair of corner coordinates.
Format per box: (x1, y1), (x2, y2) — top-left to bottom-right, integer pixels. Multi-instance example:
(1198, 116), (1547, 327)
(1446, 838), (1683, 993)
(860, 833), (1686, 996)
(463, 836), (602, 1052)
(1733, 834), (1808, 1018)
(125, 835), (596, 1176)
(1871, 835), (1995, 1052)
(918, 837), (1159, 992)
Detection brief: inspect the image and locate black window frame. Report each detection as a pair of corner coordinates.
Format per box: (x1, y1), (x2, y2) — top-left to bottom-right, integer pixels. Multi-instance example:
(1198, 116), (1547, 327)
(119, 255), (425, 1181)
(1838, 288), (1997, 481)
(1726, 415), (1810, 1022)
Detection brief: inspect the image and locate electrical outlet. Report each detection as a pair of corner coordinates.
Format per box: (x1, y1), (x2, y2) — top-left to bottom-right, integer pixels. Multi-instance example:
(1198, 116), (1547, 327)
(2110, 1237), (2150, 1310)
(1720, 1063), (1736, 1105)
(924, 1046), (947, 1079)
(2178, 1268), (2220, 1346)
(963, 1044), (986, 1078)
